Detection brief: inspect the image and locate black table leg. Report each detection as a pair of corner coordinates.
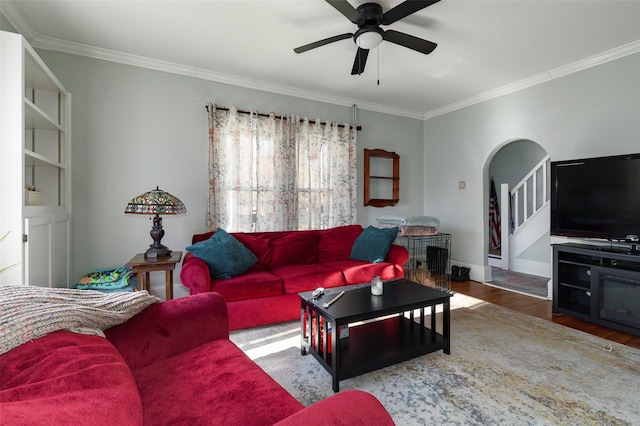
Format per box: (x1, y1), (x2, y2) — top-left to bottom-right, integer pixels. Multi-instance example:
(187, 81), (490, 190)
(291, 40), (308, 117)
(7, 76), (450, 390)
(443, 299), (451, 355)
(300, 302), (309, 355)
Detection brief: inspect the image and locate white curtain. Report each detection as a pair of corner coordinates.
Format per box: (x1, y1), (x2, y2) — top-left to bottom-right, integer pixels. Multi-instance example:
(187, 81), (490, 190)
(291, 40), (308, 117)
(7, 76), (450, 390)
(207, 103), (357, 232)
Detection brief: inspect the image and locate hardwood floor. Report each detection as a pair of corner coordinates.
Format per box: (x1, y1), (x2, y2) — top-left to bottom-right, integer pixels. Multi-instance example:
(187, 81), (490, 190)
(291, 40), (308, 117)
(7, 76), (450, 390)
(451, 280), (640, 350)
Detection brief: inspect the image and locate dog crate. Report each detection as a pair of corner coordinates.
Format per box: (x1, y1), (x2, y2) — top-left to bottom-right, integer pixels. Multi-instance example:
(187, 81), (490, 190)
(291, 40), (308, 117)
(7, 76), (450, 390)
(395, 233), (451, 291)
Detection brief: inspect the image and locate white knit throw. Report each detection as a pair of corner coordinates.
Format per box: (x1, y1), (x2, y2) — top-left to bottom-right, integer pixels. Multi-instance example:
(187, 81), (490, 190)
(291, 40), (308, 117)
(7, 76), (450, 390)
(0, 285), (160, 355)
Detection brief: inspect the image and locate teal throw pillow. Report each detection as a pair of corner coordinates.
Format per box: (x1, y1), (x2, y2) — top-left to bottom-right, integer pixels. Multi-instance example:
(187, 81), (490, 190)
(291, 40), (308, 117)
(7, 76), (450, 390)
(186, 228), (258, 279)
(350, 226), (398, 263)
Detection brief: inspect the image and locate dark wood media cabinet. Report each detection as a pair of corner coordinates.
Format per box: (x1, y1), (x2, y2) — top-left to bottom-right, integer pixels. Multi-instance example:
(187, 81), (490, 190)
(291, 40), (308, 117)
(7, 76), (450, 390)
(552, 243), (640, 336)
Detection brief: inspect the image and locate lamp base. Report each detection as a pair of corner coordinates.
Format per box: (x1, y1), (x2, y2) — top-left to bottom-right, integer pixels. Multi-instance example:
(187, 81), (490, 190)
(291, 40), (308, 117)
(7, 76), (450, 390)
(145, 214), (171, 259)
(145, 245), (171, 259)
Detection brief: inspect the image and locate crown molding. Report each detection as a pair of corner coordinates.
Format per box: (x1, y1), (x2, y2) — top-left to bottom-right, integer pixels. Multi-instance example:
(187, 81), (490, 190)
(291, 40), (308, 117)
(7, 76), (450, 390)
(422, 40), (640, 120)
(32, 33), (640, 122)
(29, 34), (425, 120)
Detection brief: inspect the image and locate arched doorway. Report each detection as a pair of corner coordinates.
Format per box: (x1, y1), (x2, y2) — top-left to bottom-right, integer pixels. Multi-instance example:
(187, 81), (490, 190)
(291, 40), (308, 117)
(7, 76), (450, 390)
(484, 139), (551, 297)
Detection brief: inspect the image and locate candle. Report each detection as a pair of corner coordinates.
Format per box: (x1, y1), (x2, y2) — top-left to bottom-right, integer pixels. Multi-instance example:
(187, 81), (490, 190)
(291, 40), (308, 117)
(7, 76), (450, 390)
(371, 276), (383, 296)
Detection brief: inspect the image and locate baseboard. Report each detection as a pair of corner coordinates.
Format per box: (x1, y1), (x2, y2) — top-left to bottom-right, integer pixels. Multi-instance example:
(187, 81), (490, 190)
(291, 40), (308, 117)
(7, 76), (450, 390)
(451, 261), (492, 283)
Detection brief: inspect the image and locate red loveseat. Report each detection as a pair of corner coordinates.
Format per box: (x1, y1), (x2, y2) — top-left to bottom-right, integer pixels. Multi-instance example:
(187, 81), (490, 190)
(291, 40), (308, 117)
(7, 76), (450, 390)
(0, 292), (394, 425)
(180, 225), (409, 330)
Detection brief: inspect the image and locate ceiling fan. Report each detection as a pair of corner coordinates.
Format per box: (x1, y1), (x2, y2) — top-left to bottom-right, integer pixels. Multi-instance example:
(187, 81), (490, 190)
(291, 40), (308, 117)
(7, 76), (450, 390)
(294, 0), (440, 75)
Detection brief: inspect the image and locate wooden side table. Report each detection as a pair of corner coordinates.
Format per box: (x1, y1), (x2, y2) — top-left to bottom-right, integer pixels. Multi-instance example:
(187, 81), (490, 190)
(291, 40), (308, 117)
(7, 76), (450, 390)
(125, 251), (182, 301)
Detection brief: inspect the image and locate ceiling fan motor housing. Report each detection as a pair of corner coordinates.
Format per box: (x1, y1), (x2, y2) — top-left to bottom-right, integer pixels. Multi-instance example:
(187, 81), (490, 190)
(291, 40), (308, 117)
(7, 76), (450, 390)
(354, 3), (385, 47)
(356, 3), (384, 26)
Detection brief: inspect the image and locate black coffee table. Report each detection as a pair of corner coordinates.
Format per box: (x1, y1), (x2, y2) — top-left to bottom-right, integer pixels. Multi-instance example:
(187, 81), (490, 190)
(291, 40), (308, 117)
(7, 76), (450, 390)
(299, 279), (451, 392)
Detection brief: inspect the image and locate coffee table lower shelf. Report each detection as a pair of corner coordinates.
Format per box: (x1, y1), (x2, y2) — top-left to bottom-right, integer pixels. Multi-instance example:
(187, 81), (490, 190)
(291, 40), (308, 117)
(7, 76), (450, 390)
(302, 311), (449, 392)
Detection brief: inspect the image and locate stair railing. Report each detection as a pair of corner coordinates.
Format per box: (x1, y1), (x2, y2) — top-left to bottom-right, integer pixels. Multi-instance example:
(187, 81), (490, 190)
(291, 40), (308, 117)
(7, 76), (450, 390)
(499, 155), (550, 271)
(510, 155), (550, 233)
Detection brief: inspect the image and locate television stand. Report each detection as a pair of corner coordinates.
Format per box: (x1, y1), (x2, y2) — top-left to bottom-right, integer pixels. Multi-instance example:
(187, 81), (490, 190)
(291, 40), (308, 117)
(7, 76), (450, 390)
(552, 243), (640, 336)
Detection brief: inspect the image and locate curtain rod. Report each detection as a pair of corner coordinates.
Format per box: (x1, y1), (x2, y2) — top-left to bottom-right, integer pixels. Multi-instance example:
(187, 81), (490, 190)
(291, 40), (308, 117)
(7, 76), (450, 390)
(206, 105), (361, 131)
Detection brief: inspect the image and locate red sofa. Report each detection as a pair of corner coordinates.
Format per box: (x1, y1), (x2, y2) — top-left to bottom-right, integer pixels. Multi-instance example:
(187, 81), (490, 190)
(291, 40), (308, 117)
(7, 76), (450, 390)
(0, 292), (395, 425)
(180, 225), (409, 330)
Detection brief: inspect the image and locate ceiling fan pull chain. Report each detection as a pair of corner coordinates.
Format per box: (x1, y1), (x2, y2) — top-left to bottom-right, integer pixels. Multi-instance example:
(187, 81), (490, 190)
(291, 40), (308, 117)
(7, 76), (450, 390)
(377, 46), (380, 86)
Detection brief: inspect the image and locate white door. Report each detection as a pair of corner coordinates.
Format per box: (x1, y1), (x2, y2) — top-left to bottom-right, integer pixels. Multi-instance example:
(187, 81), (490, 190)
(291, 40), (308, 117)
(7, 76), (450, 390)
(24, 216), (51, 287)
(24, 213), (70, 287)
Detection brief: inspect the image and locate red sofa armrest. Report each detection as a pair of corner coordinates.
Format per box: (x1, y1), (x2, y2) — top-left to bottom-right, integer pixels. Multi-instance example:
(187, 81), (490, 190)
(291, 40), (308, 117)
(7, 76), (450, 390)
(105, 292), (229, 371)
(180, 252), (212, 294)
(386, 244), (409, 267)
(274, 390), (395, 426)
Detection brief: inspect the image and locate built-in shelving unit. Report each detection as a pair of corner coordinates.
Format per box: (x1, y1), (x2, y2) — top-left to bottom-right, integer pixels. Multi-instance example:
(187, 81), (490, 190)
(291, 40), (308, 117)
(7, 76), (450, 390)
(1, 31), (71, 287)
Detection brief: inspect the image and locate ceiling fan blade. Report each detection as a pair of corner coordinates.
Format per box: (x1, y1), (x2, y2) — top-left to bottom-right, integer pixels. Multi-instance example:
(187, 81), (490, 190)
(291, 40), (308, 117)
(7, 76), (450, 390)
(351, 48), (369, 75)
(384, 30), (437, 54)
(382, 0), (440, 25)
(294, 33), (353, 54)
(326, 0), (360, 24)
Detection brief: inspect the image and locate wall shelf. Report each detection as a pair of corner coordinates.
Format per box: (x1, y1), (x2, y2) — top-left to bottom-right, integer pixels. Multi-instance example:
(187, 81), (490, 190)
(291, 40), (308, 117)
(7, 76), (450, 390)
(25, 99), (65, 131)
(364, 148), (399, 207)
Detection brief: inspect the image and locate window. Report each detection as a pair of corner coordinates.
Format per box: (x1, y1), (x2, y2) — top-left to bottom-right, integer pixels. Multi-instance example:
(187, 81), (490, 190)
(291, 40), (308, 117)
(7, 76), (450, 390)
(206, 104), (357, 232)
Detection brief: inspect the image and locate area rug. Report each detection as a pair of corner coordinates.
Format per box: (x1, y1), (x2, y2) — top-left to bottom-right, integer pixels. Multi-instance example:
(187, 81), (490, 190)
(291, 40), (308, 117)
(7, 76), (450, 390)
(487, 267), (549, 298)
(230, 294), (640, 425)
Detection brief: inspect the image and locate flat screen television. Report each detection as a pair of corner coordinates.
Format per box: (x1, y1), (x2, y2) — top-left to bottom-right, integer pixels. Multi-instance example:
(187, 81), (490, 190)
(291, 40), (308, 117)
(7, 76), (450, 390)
(550, 153), (640, 243)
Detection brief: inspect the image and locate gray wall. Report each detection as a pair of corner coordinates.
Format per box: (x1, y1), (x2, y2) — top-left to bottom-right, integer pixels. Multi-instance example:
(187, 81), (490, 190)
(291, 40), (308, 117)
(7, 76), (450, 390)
(423, 53), (640, 281)
(35, 50), (425, 295)
(1, 12), (15, 32)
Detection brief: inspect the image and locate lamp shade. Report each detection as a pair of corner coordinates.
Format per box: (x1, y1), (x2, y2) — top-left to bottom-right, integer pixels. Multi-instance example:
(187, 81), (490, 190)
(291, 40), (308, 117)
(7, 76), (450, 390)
(124, 187), (186, 215)
(125, 187), (186, 259)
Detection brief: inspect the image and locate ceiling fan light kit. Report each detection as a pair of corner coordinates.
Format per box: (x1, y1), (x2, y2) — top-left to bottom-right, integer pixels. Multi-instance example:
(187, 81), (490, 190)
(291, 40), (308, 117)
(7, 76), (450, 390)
(294, 0), (440, 75)
(355, 27), (384, 49)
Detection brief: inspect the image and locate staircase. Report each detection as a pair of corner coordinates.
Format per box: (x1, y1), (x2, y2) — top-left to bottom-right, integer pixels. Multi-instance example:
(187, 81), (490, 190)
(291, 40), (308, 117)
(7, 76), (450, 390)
(494, 156), (551, 278)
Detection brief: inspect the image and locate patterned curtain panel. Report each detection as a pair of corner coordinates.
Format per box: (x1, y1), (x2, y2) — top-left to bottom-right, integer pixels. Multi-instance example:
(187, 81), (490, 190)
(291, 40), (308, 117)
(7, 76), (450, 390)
(207, 103), (357, 232)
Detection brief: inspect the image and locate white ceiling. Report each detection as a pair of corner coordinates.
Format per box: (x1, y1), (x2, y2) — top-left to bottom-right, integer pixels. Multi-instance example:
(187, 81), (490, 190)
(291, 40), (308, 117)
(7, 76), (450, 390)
(3, 0), (640, 119)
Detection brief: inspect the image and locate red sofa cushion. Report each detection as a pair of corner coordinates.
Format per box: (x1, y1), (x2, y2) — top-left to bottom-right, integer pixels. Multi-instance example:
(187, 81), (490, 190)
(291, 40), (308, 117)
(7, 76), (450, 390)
(325, 259), (402, 284)
(211, 270), (284, 302)
(133, 338), (304, 425)
(0, 331), (142, 426)
(272, 263), (346, 294)
(232, 232), (272, 270)
(317, 224), (362, 262)
(191, 230), (215, 244)
(267, 231), (319, 269)
(226, 294), (302, 331)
